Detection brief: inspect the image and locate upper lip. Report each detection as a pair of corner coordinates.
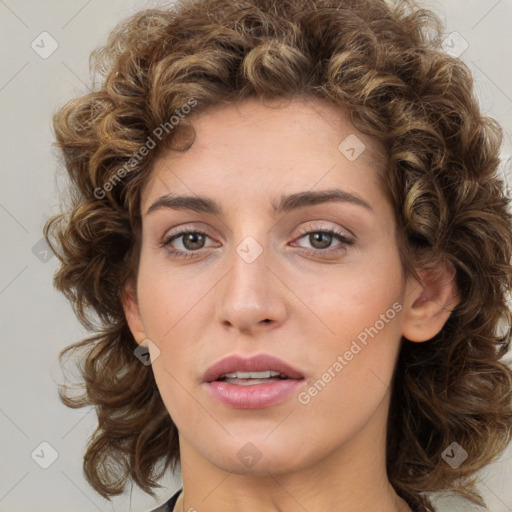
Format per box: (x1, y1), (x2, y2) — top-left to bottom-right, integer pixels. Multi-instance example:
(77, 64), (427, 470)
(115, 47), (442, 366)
(202, 354), (305, 382)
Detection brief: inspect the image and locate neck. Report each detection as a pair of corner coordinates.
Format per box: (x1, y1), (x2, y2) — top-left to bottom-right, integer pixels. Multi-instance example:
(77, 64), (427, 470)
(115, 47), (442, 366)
(172, 394), (411, 512)
(174, 464), (411, 512)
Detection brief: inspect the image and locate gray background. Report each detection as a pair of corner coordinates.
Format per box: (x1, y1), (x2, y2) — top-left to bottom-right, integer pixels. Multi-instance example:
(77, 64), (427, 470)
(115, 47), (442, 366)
(0, 1), (511, 511)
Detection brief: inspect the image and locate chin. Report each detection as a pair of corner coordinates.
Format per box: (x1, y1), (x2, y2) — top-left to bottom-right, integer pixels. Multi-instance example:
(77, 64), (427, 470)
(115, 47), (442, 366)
(213, 450), (303, 477)
(198, 435), (303, 475)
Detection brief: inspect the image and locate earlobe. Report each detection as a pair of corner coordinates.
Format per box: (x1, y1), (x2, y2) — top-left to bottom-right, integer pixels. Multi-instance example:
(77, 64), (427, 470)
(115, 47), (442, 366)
(121, 281), (147, 346)
(401, 261), (459, 343)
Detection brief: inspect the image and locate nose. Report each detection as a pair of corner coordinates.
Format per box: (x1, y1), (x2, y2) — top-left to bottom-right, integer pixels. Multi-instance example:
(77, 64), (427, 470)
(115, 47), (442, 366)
(216, 241), (287, 334)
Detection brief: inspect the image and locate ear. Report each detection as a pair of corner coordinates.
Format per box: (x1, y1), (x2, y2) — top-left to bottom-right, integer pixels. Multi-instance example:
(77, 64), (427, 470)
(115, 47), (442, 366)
(121, 280), (148, 346)
(401, 260), (459, 343)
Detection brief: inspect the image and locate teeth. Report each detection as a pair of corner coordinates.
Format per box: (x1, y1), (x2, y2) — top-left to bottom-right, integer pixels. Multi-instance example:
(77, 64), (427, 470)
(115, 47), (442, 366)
(225, 378), (276, 386)
(221, 370), (283, 379)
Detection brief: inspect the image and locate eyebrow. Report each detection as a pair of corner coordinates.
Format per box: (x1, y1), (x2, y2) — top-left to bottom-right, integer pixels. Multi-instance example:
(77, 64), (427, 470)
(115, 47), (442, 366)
(146, 188), (373, 216)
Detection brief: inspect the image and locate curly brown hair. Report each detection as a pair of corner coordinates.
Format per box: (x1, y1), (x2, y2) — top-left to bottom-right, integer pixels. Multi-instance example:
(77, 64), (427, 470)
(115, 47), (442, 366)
(43, 0), (512, 510)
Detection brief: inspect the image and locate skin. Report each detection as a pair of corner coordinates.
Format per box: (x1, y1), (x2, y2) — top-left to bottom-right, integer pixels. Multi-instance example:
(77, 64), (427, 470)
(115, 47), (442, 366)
(123, 96), (458, 512)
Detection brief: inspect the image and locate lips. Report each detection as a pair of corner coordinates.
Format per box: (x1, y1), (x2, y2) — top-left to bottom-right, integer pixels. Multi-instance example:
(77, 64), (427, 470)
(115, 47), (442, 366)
(202, 353), (305, 383)
(203, 353), (306, 409)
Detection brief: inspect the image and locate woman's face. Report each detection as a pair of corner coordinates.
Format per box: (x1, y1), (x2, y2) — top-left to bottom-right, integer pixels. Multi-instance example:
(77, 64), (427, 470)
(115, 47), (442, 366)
(127, 97), (417, 477)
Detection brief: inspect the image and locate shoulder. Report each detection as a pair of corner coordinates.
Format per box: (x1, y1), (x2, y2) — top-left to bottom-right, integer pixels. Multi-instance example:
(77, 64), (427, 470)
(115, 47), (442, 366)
(147, 504), (170, 512)
(431, 494), (488, 512)
(145, 488), (182, 512)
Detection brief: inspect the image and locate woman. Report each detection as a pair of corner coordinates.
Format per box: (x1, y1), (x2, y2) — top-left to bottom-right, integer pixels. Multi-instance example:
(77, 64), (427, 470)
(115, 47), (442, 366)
(44, 0), (512, 511)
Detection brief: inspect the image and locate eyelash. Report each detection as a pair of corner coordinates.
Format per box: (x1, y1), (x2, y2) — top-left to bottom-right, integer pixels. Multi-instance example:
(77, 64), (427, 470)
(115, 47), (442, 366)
(160, 226), (353, 259)
(160, 227), (217, 260)
(294, 226), (353, 256)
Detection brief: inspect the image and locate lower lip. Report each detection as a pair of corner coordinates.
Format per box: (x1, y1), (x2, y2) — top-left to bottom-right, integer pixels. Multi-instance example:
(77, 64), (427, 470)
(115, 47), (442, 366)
(204, 379), (305, 409)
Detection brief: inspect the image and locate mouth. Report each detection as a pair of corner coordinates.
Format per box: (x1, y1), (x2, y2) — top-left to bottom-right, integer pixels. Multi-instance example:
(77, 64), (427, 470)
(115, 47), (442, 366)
(202, 353), (305, 383)
(216, 370), (291, 386)
(202, 354), (306, 409)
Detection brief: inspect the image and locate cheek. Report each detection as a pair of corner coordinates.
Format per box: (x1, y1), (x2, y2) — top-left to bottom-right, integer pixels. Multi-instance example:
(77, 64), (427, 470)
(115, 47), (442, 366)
(294, 295), (403, 447)
(135, 258), (211, 419)
(293, 251), (405, 401)
(136, 254), (206, 340)
(295, 248), (404, 343)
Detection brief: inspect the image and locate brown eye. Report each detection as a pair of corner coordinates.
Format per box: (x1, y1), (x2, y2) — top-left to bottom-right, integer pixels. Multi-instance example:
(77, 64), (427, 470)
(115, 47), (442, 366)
(292, 227), (354, 258)
(308, 232), (334, 249)
(180, 232), (206, 250)
(161, 228), (219, 259)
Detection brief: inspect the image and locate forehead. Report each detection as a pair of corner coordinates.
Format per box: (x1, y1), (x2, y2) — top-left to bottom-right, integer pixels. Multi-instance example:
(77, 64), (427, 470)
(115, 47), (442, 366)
(142, 97), (387, 208)
(183, 97), (384, 165)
